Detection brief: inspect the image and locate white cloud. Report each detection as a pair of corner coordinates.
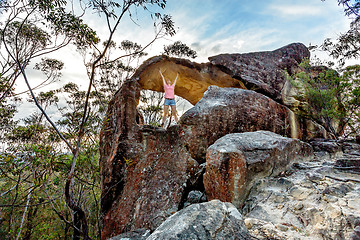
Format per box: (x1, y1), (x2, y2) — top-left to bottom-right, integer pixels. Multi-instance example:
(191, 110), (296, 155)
(269, 5), (322, 17)
(266, 0), (343, 19)
(192, 27), (283, 62)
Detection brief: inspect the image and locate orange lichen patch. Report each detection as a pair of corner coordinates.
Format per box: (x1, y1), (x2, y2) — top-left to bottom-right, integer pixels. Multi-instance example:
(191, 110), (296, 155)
(137, 56), (246, 105)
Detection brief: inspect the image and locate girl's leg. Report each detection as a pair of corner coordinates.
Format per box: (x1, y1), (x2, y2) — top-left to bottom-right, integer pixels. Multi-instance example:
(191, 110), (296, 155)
(162, 105), (169, 126)
(170, 105), (178, 123)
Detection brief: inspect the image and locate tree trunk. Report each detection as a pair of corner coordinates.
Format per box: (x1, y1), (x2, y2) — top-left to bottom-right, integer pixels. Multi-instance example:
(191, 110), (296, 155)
(73, 211), (81, 240)
(23, 205), (38, 240)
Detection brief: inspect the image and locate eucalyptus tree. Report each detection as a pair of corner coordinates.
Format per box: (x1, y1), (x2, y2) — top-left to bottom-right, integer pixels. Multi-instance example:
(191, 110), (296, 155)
(68, 4), (175, 237)
(0, 1), (99, 238)
(0, 0), (97, 101)
(163, 41), (197, 59)
(0, 0), (175, 239)
(296, 0), (360, 138)
(321, 0), (360, 63)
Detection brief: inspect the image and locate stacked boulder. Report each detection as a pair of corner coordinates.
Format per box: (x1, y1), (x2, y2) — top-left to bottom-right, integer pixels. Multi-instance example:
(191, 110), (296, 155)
(99, 43), (337, 239)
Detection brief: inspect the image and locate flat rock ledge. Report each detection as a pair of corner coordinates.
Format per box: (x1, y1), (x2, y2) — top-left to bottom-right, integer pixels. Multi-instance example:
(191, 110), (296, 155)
(242, 139), (360, 240)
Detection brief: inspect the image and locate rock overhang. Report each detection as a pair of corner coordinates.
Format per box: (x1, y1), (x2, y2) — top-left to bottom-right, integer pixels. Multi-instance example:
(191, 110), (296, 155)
(131, 42), (311, 108)
(134, 55), (247, 105)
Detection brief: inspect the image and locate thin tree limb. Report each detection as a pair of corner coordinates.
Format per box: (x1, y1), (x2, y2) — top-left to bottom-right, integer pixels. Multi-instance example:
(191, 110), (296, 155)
(15, 184), (33, 240)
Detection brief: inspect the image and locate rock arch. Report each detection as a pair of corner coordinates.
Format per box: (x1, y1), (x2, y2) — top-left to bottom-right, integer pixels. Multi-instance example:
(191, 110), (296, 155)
(134, 55), (246, 105)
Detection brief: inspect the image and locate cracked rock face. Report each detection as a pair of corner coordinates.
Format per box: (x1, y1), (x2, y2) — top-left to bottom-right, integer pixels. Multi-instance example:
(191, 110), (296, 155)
(146, 200), (252, 240)
(100, 125), (200, 239)
(203, 131), (314, 208)
(242, 140), (360, 240)
(99, 80), (200, 239)
(209, 42), (310, 102)
(180, 86), (304, 161)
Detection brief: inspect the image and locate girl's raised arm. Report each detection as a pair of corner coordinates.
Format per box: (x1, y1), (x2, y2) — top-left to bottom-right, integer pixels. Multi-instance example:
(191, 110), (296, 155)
(159, 69), (166, 85)
(173, 73), (179, 86)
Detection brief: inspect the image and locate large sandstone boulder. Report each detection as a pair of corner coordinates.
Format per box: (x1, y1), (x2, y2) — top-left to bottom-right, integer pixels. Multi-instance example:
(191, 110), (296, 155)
(147, 200), (253, 240)
(136, 44), (337, 137)
(180, 86), (303, 161)
(99, 80), (200, 239)
(209, 42), (309, 103)
(203, 131), (314, 208)
(101, 126), (199, 239)
(100, 80), (142, 222)
(108, 229), (150, 240)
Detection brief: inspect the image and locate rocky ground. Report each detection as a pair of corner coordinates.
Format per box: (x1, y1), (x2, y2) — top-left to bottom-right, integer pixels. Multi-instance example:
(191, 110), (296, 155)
(242, 140), (360, 240)
(107, 138), (360, 240)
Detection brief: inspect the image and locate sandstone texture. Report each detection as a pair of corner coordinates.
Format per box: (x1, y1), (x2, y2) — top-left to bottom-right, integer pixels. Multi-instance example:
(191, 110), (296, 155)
(136, 55), (246, 105)
(108, 229), (150, 240)
(99, 80), (200, 239)
(309, 139), (342, 154)
(100, 80), (142, 221)
(209, 42), (309, 102)
(181, 86), (305, 161)
(204, 131), (313, 208)
(183, 190), (207, 208)
(242, 140), (360, 240)
(101, 126), (199, 238)
(209, 43), (343, 136)
(147, 200), (253, 240)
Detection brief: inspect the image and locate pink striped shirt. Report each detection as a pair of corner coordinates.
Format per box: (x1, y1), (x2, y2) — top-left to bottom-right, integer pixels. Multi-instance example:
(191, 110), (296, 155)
(164, 83), (175, 99)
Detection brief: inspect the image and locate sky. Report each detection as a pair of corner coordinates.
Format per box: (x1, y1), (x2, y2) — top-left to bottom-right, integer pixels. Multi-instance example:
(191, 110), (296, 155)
(10, 0), (356, 121)
(142, 0), (351, 62)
